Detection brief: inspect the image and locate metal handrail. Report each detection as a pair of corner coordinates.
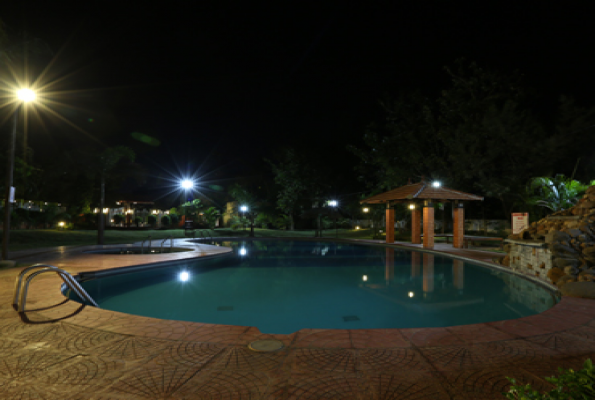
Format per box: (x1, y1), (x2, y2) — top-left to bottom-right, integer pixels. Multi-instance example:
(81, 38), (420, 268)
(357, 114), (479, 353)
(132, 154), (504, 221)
(14, 264), (99, 312)
(160, 236), (173, 253)
(141, 235), (152, 254)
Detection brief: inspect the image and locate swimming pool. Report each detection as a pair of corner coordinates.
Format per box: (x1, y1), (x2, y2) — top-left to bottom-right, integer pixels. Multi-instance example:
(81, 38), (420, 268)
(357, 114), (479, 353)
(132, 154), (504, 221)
(69, 240), (557, 334)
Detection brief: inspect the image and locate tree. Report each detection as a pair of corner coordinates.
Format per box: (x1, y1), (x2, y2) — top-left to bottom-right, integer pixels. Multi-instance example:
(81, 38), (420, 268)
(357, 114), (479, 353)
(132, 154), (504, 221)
(202, 207), (220, 229)
(229, 184), (260, 237)
(266, 148), (309, 230)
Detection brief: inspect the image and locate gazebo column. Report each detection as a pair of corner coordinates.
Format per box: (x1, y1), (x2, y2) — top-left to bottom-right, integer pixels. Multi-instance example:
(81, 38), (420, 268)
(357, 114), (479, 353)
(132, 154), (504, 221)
(423, 201), (434, 249)
(411, 205), (421, 244)
(385, 203), (395, 244)
(453, 203), (465, 248)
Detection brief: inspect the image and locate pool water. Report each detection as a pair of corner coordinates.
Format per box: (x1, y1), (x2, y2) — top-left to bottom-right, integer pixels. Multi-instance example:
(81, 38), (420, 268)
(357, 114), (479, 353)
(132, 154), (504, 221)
(71, 240), (557, 334)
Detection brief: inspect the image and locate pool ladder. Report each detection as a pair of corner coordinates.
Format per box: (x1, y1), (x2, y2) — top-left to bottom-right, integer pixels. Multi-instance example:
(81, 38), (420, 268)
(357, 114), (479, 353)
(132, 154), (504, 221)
(141, 235), (152, 253)
(13, 264), (99, 313)
(160, 236), (174, 253)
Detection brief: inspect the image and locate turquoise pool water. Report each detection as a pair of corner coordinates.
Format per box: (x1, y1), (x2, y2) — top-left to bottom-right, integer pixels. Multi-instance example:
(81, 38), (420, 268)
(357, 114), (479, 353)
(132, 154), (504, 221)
(70, 240), (557, 334)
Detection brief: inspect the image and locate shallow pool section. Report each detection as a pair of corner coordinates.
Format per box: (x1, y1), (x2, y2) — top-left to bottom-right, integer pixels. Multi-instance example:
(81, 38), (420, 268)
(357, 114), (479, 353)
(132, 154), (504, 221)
(70, 240), (557, 334)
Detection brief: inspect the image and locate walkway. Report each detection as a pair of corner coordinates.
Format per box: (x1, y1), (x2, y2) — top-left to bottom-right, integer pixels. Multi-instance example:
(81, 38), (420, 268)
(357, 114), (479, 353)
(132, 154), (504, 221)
(0, 238), (593, 399)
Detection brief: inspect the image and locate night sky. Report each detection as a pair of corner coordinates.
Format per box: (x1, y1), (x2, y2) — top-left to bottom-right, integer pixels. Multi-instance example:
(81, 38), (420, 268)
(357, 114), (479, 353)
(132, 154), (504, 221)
(2, 2), (595, 201)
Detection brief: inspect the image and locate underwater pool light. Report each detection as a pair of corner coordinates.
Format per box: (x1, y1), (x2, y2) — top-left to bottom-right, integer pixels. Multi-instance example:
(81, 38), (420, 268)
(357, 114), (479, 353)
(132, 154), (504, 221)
(179, 271), (190, 282)
(408, 291), (414, 298)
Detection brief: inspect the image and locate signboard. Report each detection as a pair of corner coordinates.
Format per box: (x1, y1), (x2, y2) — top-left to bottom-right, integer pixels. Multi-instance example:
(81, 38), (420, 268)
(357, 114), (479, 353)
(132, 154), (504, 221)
(9, 187), (15, 203)
(512, 213), (529, 234)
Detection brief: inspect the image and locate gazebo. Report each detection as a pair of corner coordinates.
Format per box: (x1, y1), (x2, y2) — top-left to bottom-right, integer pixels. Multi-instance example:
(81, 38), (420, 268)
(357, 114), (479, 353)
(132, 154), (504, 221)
(360, 181), (483, 249)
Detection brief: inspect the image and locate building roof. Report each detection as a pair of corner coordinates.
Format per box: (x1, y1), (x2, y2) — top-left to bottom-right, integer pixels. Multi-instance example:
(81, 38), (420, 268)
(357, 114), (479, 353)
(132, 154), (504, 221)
(360, 182), (484, 204)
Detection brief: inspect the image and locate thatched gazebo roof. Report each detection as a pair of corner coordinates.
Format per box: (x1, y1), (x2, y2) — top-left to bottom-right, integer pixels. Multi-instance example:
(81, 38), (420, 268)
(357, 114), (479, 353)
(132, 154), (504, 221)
(360, 181), (483, 204)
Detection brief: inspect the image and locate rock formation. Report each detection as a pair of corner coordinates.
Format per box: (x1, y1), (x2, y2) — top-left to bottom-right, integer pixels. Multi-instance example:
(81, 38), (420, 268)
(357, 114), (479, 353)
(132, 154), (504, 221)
(503, 185), (595, 297)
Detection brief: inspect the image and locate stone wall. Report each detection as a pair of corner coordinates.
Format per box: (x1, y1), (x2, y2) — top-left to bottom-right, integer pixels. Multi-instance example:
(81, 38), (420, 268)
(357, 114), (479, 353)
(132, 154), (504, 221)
(501, 185), (595, 295)
(505, 239), (553, 283)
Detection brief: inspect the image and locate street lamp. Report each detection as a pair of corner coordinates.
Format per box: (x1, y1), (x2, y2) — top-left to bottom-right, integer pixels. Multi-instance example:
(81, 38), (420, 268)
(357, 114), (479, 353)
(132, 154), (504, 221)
(329, 200), (338, 238)
(240, 205), (248, 231)
(2, 89), (36, 260)
(180, 179), (194, 228)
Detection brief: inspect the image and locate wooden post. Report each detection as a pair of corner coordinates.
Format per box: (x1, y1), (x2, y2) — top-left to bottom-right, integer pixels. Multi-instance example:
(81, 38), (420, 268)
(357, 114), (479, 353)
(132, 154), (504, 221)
(423, 201), (434, 249)
(411, 206), (422, 244)
(453, 203), (464, 248)
(385, 204), (395, 244)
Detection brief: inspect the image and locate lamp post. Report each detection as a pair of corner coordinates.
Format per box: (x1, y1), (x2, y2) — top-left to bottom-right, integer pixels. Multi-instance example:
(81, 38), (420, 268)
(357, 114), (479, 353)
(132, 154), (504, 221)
(329, 200), (338, 238)
(2, 89), (36, 260)
(180, 179), (194, 228)
(240, 205), (248, 231)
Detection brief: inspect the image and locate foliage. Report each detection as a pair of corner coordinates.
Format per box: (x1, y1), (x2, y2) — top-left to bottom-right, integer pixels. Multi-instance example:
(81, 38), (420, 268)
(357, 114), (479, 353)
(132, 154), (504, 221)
(169, 213), (179, 226)
(265, 148), (309, 230)
(505, 359), (595, 399)
(274, 214), (291, 230)
(229, 215), (249, 231)
(522, 175), (594, 212)
(202, 207), (220, 229)
(133, 216), (142, 227)
(112, 214), (125, 225)
(147, 215), (157, 227)
(160, 215), (171, 227)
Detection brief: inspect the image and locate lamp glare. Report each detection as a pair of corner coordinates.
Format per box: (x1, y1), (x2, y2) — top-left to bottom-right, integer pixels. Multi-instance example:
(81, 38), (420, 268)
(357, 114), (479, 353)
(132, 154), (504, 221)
(432, 181), (441, 188)
(17, 89), (36, 102)
(181, 179), (194, 189)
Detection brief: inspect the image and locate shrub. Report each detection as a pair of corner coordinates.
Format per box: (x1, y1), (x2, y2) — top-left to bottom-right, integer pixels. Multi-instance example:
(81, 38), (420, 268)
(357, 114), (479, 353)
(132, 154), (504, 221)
(161, 215), (171, 227)
(505, 359), (594, 399)
(147, 215), (157, 227)
(133, 216), (143, 227)
(113, 214), (125, 225)
(170, 213), (179, 227)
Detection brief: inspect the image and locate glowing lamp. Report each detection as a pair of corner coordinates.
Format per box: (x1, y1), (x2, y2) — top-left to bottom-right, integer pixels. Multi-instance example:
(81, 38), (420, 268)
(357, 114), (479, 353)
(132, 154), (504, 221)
(409, 204), (415, 210)
(179, 271), (190, 282)
(58, 222), (65, 227)
(239, 247), (247, 256)
(17, 89), (36, 102)
(328, 200), (338, 207)
(408, 291), (414, 298)
(181, 179), (194, 189)
(240, 206), (248, 212)
(363, 275), (368, 281)
(356, 226), (360, 230)
(432, 181), (441, 188)
(363, 207), (369, 213)
(103, 208), (109, 213)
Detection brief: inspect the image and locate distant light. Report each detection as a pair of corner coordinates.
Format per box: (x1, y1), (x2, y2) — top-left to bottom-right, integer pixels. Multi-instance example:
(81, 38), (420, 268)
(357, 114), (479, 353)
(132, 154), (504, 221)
(409, 204), (415, 210)
(432, 181), (441, 188)
(239, 247), (247, 256)
(240, 206), (248, 212)
(181, 179), (194, 189)
(110, 219), (114, 223)
(356, 226), (360, 230)
(408, 291), (414, 298)
(363, 207), (369, 213)
(363, 275), (368, 281)
(103, 208), (109, 213)
(179, 271), (190, 282)
(58, 222), (65, 227)
(17, 88), (36, 102)
(329, 200), (338, 207)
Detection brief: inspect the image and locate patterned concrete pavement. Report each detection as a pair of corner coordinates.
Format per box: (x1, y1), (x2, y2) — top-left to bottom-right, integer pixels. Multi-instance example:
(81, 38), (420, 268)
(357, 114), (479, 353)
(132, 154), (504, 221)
(0, 238), (593, 399)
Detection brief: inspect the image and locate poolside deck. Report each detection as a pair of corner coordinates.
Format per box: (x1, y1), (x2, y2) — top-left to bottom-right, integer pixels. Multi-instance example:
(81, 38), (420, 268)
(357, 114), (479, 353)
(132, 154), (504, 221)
(0, 238), (593, 399)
